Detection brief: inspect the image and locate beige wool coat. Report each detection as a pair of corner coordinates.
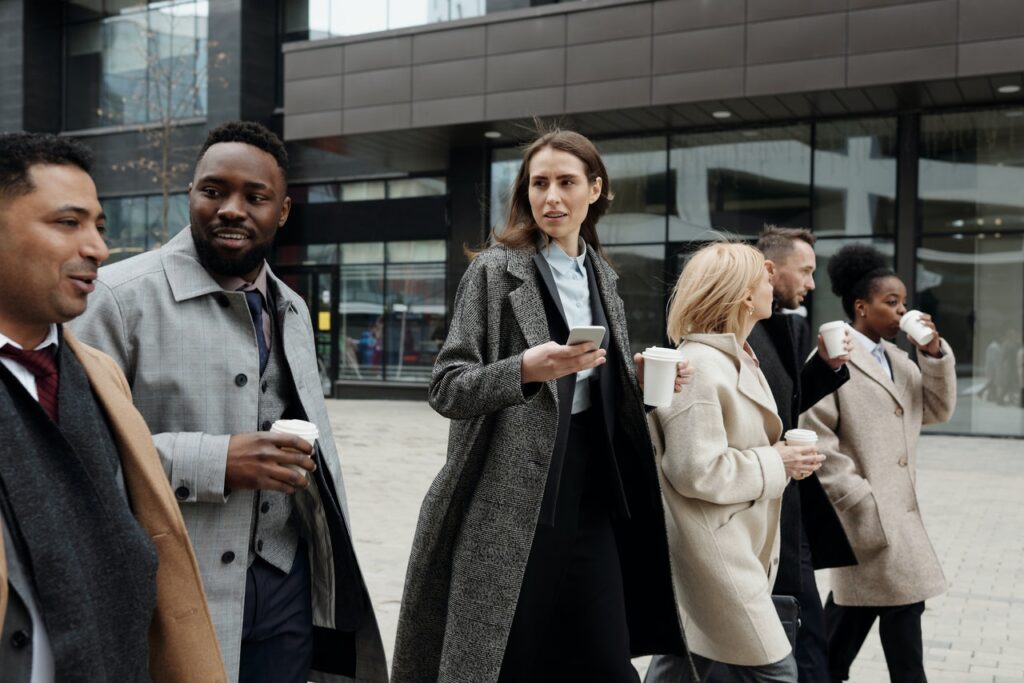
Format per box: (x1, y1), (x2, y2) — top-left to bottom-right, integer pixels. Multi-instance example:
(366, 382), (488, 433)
(799, 337), (956, 607)
(649, 333), (791, 667)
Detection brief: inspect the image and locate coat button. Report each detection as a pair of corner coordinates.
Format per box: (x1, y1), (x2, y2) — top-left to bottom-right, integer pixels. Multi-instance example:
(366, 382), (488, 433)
(221, 551), (235, 564)
(215, 293), (230, 308)
(175, 486), (190, 500)
(261, 501), (270, 513)
(256, 539), (264, 552)
(261, 420), (271, 431)
(772, 557), (779, 565)
(895, 407), (904, 416)
(235, 374), (248, 387)
(10, 630), (30, 648)
(898, 457), (908, 467)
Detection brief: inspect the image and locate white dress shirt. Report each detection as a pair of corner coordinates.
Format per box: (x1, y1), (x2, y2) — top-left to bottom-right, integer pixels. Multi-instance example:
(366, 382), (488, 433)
(849, 325), (893, 381)
(0, 324), (58, 682)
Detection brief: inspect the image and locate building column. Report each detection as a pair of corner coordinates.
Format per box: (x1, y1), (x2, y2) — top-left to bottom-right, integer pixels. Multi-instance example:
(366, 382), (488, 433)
(895, 113), (921, 305)
(446, 144), (490, 319)
(207, 0), (278, 128)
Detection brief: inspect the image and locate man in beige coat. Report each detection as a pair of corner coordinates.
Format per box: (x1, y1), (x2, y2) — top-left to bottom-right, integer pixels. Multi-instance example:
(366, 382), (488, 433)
(800, 244), (956, 682)
(0, 132), (224, 682)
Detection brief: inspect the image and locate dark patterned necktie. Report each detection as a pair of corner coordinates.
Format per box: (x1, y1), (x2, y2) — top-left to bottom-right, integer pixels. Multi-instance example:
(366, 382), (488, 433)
(244, 290), (269, 375)
(0, 344), (59, 422)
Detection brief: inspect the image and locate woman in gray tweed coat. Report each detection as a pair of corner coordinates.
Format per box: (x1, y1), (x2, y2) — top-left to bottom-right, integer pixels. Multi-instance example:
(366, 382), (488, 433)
(392, 130), (693, 683)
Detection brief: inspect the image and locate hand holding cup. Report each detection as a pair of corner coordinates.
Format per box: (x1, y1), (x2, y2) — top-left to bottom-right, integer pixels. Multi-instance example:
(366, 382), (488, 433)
(901, 310), (942, 357)
(777, 428), (825, 480)
(634, 353), (693, 393)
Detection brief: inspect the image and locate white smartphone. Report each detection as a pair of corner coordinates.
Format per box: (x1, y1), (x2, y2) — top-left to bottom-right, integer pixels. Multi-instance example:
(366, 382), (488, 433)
(565, 325), (606, 347)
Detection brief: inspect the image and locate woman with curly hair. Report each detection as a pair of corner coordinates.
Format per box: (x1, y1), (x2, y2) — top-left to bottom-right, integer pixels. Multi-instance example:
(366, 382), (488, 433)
(799, 244), (956, 682)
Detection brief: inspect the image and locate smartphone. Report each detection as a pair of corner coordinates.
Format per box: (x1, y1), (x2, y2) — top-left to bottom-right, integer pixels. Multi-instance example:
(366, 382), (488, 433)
(565, 325), (606, 348)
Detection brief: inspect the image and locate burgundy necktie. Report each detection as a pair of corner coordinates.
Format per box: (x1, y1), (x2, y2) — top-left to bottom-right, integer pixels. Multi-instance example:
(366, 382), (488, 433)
(0, 344), (59, 423)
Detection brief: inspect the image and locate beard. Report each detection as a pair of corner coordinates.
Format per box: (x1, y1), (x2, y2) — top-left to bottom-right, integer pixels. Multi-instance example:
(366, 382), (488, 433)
(191, 225), (274, 278)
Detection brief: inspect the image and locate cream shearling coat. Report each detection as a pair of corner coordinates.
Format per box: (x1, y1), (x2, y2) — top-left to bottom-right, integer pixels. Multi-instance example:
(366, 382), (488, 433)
(799, 337), (956, 607)
(649, 333), (791, 667)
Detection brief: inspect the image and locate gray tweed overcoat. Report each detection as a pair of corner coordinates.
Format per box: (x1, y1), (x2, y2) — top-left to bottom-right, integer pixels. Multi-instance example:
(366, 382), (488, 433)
(392, 244), (686, 683)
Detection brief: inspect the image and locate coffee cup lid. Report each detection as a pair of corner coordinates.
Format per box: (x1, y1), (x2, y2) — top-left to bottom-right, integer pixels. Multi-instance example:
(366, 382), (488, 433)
(818, 320), (846, 333)
(271, 419), (319, 441)
(643, 346), (681, 359)
(784, 428), (818, 441)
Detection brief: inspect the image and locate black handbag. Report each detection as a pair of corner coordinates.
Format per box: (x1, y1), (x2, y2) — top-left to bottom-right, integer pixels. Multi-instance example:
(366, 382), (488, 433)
(772, 595), (802, 648)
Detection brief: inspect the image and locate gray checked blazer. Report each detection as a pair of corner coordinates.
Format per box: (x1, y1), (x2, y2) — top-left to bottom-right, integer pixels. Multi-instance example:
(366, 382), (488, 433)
(70, 227), (386, 683)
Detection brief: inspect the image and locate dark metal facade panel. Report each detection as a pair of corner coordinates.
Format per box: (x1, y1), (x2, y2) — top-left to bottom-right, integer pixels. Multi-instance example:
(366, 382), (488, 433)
(486, 15), (566, 55)
(412, 58), (486, 100)
(284, 45), (344, 80)
(651, 68), (744, 105)
(485, 48), (566, 92)
(745, 57), (847, 96)
(343, 67), (412, 108)
(652, 0), (746, 34)
(567, 3), (652, 45)
(342, 103), (412, 134)
(485, 87), (566, 119)
(344, 37), (412, 73)
(412, 26), (486, 64)
(566, 36), (652, 84)
(847, 0), (957, 54)
(412, 95), (487, 127)
(285, 76), (344, 114)
(958, 0), (1024, 42)
(959, 37), (1024, 77)
(745, 0), (847, 22)
(566, 77), (651, 113)
(284, 111), (343, 139)
(652, 26), (745, 76)
(848, 45), (957, 87)
(746, 13), (847, 64)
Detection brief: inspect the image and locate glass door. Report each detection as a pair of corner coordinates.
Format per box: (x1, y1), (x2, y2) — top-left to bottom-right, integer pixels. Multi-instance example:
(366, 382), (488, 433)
(275, 265), (338, 397)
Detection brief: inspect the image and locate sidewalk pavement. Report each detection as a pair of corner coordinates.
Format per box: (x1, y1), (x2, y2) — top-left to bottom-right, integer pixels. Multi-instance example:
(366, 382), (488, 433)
(326, 399), (1024, 682)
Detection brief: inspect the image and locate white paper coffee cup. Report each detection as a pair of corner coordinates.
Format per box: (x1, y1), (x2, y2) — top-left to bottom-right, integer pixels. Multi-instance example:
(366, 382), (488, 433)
(818, 321), (847, 359)
(270, 419), (319, 476)
(642, 346), (681, 408)
(784, 428), (818, 446)
(900, 310), (935, 346)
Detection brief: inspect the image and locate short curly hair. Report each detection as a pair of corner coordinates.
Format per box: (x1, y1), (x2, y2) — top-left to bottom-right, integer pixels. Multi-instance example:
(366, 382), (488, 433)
(196, 121), (289, 180)
(0, 132), (94, 200)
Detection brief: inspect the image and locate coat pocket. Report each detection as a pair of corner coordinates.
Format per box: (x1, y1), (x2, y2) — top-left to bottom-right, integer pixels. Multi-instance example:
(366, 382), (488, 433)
(840, 489), (888, 554)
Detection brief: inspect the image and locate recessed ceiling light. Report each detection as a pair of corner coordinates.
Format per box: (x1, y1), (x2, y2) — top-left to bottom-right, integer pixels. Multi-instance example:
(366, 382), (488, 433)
(484, 130), (502, 139)
(711, 110), (732, 119)
(997, 84), (1021, 94)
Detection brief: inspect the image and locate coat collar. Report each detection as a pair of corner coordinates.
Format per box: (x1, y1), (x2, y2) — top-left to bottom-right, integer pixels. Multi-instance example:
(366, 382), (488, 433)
(683, 332), (783, 437)
(848, 337), (910, 407)
(160, 227), (288, 305)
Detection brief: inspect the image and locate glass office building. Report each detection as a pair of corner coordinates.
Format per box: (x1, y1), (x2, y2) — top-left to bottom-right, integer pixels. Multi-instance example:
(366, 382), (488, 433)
(3, 0), (1020, 434)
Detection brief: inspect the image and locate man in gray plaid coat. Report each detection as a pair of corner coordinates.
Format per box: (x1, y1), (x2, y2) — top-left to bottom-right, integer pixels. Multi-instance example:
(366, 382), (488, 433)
(71, 122), (386, 683)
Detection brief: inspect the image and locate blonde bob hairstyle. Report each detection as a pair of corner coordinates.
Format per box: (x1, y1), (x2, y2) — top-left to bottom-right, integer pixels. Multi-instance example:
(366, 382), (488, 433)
(666, 241), (766, 345)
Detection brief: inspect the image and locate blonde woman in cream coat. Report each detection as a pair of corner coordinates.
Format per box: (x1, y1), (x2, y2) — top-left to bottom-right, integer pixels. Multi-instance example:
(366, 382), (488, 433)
(644, 243), (826, 683)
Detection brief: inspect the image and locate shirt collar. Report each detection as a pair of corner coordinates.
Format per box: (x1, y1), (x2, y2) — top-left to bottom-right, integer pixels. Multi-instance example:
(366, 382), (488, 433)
(0, 324), (59, 352)
(212, 261), (270, 304)
(541, 237), (587, 276)
(848, 324), (883, 356)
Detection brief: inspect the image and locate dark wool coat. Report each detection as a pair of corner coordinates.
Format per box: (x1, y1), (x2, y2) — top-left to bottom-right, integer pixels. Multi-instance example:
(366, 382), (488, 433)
(391, 244), (687, 683)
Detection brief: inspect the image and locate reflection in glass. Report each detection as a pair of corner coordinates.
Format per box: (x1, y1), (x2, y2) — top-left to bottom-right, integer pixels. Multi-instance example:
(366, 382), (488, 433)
(597, 137), (667, 245)
(490, 148), (521, 233)
(809, 237), (895, 331)
(918, 234), (1024, 436)
(920, 109), (1024, 235)
(385, 241), (446, 382)
(102, 192), (188, 263)
(338, 243), (385, 381)
(670, 125), (811, 240)
(388, 177), (447, 198)
(341, 181), (386, 202)
(604, 244), (666, 353)
(813, 118), (897, 236)
(284, 0), (487, 40)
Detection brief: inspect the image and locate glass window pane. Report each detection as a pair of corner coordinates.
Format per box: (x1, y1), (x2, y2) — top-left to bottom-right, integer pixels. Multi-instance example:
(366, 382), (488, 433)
(669, 125), (811, 240)
(604, 244), (666, 353)
(341, 181), (386, 201)
(386, 239), (446, 263)
(597, 136), (667, 245)
(918, 233), (1024, 436)
(66, 23), (104, 129)
(384, 260), (446, 383)
(489, 147), (521, 233)
(813, 118), (897, 237)
(307, 183), (342, 203)
(809, 237), (895, 329)
(102, 196), (150, 263)
(920, 109), (1024, 235)
(339, 262), (384, 381)
(341, 242), (385, 264)
(388, 177), (447, 198)
(102, 14), (149, 125)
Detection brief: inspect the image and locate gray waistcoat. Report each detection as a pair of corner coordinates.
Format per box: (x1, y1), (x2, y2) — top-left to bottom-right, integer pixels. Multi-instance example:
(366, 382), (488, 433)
(249, 304), (301, 573)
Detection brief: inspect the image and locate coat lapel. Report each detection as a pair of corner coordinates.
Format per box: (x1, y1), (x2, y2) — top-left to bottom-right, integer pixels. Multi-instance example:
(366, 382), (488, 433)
(882, 340), (911, 407)
(849, 342), (905, 406)
(531, 253), (569, 333)
(506, 247), (552, 350)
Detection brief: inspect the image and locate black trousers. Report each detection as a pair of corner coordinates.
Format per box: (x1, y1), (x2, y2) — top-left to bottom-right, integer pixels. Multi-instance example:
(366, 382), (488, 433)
(499, 411), (638, 683)
(791, 525), (829, 683)
(825, 593), (926, 683)
(239, 541), (314, 683)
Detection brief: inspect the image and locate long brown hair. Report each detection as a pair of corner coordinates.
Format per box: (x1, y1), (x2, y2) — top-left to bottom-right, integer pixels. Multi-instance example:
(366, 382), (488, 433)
(477, 127), (613, 258)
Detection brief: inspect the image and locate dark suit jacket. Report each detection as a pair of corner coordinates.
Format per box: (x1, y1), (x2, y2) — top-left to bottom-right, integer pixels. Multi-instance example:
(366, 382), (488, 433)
(748, 313), (857, 594)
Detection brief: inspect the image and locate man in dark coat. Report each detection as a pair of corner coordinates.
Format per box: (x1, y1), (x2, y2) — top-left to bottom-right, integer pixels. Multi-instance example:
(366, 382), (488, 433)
(746, 226), (859, 683)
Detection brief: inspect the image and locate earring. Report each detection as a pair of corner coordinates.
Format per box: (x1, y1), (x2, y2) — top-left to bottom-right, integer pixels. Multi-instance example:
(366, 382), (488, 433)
(860, 311), (866, 317)
(748, 306), (754, 317)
